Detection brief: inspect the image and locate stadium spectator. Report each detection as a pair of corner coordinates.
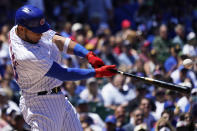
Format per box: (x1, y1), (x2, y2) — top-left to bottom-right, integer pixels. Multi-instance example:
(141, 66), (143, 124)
(153, 24), (171, 63)
(154, 117), (175, 131)
(123, 108), (145, 131)
(164, 44), (180, 75)
(172, 24), (186, 48)
(103, 115), (125, 131)
(61, 81), (80, 106)
(139, 98), (156, 129)
(80, 78), (104, 104)
(76, 99), (105, 128)
(152, 88), (166, 120)
(101, 74), (136, 109)
(183, 32), (197, 57)
(114, 105), (126, 128)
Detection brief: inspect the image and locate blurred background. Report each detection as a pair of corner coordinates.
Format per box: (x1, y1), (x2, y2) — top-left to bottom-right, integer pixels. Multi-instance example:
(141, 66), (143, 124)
(0, 0), (197, 131)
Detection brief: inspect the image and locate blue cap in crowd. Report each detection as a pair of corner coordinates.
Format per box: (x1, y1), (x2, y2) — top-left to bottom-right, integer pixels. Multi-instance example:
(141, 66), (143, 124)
(164, 101), (175, 110)
(105, 115), (116, 124)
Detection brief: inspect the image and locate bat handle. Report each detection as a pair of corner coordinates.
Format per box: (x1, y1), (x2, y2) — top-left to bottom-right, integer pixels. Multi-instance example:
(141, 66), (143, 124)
(108, 69), (124, 75)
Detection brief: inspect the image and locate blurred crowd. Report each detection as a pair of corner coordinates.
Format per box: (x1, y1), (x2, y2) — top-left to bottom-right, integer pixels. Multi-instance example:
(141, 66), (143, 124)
(0, 0), (197, 131)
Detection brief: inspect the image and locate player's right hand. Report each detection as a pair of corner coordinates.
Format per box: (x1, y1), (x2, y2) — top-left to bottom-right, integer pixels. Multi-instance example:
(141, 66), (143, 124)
(95, 65), (117, 78)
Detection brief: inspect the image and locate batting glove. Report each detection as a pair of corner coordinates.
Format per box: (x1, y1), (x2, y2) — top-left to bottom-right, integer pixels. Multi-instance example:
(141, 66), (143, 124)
(95, 65), (117, 78)
(86, 51), (105, 68)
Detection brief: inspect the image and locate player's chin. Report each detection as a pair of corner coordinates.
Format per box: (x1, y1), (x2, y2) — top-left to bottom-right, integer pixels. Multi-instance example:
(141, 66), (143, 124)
(31, 38), (41, 44)
(28, 40), (40, 44)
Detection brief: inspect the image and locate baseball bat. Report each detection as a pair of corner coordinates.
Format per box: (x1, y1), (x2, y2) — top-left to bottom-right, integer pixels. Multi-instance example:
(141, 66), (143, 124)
(110, 69), (191, 94)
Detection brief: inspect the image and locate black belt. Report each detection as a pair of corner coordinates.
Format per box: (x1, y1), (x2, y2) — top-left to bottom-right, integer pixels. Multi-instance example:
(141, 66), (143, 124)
(37, 86), (61, 96)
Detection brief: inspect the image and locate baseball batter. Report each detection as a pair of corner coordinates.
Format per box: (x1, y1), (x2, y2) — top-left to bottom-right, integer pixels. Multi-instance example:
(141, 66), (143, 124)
(8, 5), (116, 131)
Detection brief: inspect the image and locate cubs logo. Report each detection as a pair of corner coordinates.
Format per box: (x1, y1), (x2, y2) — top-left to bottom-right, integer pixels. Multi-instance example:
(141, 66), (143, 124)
(40, 18), (45, 25)
(22, 8), (31, 13)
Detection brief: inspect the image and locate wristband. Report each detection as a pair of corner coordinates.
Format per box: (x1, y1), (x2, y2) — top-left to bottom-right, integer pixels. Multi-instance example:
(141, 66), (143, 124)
(73, 43), (89, 57)
(63, 38), (71, 53)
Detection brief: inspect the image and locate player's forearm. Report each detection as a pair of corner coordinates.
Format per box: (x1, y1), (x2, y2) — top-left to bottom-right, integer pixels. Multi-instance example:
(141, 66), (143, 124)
(52, 34), (89, 57)
(45, 62), (95, 81)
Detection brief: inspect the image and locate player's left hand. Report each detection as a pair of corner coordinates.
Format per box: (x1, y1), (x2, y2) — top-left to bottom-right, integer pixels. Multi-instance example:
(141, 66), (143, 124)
(95, 65), (117, 78)
(86, 51), (105, 68)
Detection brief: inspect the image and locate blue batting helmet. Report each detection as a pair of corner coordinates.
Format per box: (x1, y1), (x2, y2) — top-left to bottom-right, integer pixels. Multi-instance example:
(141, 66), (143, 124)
(15, 5), (50, 33)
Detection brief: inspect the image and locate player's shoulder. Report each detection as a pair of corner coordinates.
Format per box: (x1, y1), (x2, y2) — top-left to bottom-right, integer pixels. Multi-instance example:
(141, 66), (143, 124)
(41, 29), (56, 41)
(9, 26), (18, 41)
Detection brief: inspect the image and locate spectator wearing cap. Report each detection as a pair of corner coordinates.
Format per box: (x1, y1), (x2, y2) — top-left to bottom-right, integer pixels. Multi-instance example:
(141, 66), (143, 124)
(103, 115), (125, 131)
(116, 19), (132, 39)
(153, 24), (171, 63)
(70, 23), (83, 41)
(123, 108), (145, 131)
(172, 24), (186, 48)
(76, 99), (105, 128)
(80, 78), (104, 104)
(101, 74), (136, 110)
(79, 113), (94, 130)
(116, 20), (138, 50)
(182, 32), (197, 57)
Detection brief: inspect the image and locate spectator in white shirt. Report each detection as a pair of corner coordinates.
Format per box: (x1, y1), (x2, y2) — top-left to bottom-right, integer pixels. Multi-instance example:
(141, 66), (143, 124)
(80, 78), (104, 104)
(101, 74), (136, 110)
(183, 32), (197, 57)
